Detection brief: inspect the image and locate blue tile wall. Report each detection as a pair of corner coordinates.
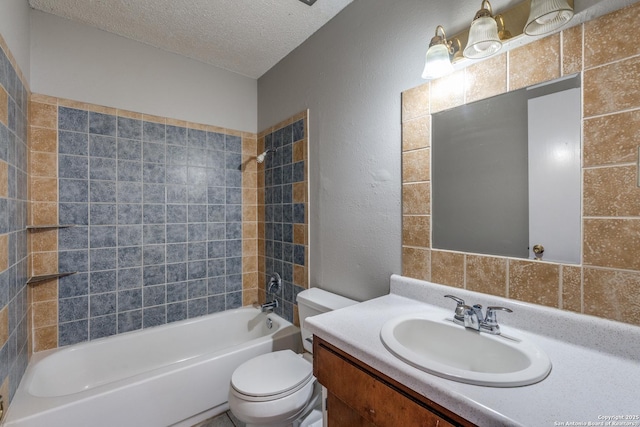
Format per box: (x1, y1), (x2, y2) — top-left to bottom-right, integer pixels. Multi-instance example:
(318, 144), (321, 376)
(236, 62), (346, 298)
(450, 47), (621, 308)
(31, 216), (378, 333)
(57, 110), (245, 346)
(263, 119), (306, 323)
(0, 46), (29, 403)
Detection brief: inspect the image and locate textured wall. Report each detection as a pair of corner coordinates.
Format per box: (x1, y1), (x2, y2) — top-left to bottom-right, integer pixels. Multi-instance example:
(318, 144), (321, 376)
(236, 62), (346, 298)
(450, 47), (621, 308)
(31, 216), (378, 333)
(30, 11), (257, 133)
(0, 0), (30, 85)
(401, 2), (640, 327)
(258, 0), (423, 302)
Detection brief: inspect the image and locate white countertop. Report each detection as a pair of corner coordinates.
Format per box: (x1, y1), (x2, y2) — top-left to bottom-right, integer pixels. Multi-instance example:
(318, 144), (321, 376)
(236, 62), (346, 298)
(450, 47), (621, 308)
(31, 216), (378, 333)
(305, 275), (640, 426)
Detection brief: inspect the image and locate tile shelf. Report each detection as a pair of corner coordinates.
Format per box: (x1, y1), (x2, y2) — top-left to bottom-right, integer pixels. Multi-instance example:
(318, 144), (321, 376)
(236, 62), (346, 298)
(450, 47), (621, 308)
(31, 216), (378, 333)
(27, 272), (77, 285)
(26, 225), (78, 285)
(26, 225), (76, 230)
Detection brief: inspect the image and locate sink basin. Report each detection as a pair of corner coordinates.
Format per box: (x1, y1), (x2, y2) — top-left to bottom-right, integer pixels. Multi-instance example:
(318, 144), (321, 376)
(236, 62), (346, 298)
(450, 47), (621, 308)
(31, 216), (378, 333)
(380, 312), (551, 387)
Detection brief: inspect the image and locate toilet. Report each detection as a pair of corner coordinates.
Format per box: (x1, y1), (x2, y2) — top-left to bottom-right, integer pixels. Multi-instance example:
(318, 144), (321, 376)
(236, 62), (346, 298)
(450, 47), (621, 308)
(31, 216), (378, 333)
(228, 288), (357, 427)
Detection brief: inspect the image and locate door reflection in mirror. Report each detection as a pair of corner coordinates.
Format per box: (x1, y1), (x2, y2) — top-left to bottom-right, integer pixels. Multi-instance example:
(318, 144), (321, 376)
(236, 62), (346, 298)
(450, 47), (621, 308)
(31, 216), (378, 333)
(432, 74), (581, 264)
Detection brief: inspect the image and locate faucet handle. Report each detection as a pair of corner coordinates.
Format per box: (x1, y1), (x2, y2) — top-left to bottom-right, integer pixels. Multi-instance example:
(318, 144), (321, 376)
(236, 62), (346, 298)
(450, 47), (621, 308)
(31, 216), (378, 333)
(267, 272), (282, 295)
(444, 295), (466, 323)
(444, 295), (464, 304)
(484, 306), (513, 325)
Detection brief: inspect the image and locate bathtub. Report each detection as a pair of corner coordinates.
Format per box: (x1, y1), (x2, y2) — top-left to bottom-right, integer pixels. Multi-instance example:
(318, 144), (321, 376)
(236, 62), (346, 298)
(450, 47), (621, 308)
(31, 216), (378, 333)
(4, 307), (300, 427)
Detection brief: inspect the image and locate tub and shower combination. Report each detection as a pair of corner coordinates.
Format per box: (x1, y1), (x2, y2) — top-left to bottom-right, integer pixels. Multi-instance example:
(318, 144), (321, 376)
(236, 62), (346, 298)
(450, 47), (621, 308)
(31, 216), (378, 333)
(4, 307), (300, 427)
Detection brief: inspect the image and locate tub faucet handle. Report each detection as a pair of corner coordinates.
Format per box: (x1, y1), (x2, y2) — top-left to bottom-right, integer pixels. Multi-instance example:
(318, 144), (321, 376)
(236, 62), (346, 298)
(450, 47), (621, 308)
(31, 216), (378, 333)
(267, 272), (281, 295)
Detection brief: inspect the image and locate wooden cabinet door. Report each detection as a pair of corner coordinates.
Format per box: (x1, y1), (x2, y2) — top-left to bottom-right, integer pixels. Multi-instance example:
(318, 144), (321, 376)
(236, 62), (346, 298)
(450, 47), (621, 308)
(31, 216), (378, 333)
(314, 337), (475, 427)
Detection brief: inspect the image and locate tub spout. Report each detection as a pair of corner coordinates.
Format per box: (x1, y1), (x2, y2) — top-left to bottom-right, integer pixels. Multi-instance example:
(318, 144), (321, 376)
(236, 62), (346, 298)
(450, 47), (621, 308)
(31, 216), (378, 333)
(261, 300), (278, 313)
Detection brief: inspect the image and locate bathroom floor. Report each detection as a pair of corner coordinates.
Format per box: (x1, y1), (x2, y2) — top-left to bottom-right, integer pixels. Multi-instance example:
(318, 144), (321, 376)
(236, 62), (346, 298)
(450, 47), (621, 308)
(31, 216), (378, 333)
(192, 411), (246, 427)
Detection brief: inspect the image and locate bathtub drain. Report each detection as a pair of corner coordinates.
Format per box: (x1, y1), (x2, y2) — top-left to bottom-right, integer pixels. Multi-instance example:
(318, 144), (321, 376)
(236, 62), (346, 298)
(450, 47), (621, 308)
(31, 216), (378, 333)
(266, 318), (273, 329)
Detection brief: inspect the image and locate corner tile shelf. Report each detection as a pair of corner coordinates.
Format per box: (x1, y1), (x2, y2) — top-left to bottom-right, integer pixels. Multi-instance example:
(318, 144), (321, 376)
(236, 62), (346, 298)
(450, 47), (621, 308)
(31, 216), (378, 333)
(26, 225), (76, 230)
(27, 272), (77, 285)
(26, 225), (78, 285)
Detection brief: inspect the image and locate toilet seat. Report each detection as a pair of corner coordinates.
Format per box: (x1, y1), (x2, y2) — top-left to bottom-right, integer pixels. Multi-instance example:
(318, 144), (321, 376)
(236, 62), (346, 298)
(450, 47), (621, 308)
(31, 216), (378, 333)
(231, 350), (314, 402)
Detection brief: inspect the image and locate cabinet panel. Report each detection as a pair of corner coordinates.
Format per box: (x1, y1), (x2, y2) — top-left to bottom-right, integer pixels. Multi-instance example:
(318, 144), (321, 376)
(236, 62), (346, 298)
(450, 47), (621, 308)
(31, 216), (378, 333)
(314, 337), (474, 427)
(327, 393), (376, 427)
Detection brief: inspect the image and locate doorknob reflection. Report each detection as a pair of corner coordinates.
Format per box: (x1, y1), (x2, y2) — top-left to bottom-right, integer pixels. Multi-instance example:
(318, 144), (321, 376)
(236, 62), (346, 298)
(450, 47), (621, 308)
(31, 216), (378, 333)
(533, 244), (544, 260)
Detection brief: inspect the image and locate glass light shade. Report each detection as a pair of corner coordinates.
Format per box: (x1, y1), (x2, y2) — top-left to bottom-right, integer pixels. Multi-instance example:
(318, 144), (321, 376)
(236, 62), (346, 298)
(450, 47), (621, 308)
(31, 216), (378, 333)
(463, 16), (502, 59)
(524, 0), (574, 36)
(421, 44), (453, 80)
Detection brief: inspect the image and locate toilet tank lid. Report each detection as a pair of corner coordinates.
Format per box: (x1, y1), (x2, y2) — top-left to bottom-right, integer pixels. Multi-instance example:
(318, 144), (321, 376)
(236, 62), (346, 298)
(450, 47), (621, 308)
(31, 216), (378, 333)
(296, 288), (357, 312)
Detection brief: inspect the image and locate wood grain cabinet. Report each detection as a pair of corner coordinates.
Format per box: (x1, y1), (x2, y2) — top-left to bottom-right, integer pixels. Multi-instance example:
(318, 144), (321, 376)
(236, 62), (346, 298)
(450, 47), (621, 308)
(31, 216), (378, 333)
(313, 337), (476, 427)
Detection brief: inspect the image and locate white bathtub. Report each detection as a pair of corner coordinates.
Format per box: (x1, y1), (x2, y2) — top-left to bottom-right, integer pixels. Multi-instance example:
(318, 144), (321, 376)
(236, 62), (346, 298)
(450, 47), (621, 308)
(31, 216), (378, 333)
(4, 308), (300, 427)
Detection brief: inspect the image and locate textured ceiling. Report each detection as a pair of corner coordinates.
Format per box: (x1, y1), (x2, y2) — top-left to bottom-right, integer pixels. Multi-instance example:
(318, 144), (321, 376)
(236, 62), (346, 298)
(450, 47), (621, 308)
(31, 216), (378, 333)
(28, 0), (354, 79)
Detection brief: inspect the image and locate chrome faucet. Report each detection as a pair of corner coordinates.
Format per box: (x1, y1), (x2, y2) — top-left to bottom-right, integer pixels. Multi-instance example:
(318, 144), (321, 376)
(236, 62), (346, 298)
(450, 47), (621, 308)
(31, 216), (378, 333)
(444, 295), (512, 335)
(464, 304), (484, 331)
(260, 272), (282, 313)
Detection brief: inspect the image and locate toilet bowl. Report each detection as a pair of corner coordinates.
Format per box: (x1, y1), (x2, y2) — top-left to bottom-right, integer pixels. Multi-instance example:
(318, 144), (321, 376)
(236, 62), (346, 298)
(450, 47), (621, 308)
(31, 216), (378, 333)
(228, 288), (357, 427)
(229, 350), (318, 427)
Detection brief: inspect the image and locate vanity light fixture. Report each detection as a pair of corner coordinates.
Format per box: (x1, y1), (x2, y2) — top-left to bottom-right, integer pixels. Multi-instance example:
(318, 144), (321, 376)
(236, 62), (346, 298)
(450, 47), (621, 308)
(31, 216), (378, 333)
(524, 0), (574, 36)
(421, 25), (461, 80)
(421, 0), (572, 79)
(496, 15), (512, 40)
(463, 0), (503, 59)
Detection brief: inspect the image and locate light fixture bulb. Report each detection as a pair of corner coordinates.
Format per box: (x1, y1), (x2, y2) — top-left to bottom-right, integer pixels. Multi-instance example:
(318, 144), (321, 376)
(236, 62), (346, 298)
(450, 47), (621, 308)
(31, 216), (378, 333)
(422, 25), (458, 80)
(463, 16), (502, 59)
(525, 0), (574, 36)
(422, 43), (454, 80)
(463, 1), (502, 60)
(535, 10), (560, 24)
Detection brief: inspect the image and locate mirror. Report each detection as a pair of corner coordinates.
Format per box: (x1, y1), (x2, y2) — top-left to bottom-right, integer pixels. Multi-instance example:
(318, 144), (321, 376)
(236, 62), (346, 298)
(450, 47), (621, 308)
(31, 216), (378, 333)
(432, 74), (581, 264)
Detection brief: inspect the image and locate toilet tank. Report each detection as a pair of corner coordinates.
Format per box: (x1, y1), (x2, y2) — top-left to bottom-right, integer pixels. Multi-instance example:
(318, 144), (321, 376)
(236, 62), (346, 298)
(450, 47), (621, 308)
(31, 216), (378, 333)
(296, 288), (357, 353)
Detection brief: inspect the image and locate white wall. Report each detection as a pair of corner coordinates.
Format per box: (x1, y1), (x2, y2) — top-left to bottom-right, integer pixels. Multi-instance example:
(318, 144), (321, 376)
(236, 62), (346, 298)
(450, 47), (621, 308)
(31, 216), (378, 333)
(0, 0), (31, 83)
(30, 10), (257, 133)
(259, 0), (477, 301)
(258, 0), (433, 301)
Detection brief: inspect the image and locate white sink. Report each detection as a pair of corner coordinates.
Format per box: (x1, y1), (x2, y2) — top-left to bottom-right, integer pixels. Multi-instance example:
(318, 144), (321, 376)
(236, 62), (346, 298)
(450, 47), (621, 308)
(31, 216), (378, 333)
(380, 312), (551, 387)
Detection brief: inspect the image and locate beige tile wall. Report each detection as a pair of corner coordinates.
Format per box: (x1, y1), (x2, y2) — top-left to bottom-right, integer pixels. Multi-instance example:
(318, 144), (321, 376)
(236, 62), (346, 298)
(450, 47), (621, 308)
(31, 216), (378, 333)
(242, 133), (259, 307)
(28, 94), (59, 352)
(401, 2), (640, 326)
(27, 94), (259, 352)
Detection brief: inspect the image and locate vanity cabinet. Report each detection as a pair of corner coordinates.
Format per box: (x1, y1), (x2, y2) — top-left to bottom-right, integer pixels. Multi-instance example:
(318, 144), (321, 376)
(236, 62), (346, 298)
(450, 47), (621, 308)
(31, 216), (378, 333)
(313, 337), (475, 427)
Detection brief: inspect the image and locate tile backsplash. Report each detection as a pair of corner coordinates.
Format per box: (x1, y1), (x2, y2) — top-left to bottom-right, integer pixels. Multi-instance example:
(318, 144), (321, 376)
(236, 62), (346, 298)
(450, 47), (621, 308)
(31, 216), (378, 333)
(401, 2), (640, 327)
